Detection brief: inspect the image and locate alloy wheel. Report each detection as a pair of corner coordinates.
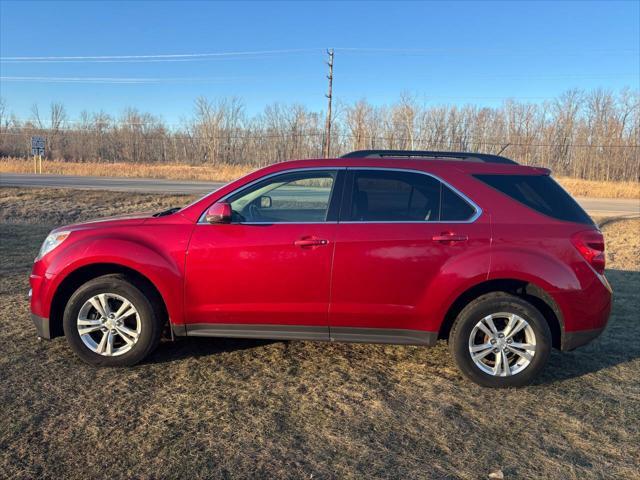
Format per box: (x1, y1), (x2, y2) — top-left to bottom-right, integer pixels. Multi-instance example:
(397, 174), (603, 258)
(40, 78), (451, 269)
(77, 293), (141, 356)
(468, 312), (537, 377)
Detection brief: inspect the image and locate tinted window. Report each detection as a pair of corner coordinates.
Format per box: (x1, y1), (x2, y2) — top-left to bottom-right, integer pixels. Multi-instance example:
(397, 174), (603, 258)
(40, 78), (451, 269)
(474, 174), (593, 224)
(344, 170), (476, 222)
(227, 171), (336, 223)
(441, 185), (476, 221)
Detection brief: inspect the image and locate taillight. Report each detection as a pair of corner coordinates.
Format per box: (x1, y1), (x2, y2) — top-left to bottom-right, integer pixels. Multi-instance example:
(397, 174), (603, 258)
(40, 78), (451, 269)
(571, 230), (605, 275)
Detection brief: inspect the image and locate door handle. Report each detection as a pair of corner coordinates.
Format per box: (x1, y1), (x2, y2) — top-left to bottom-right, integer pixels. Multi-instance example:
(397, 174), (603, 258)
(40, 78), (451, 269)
(432, 232), (468, 243)
(294, 237), (329, 248)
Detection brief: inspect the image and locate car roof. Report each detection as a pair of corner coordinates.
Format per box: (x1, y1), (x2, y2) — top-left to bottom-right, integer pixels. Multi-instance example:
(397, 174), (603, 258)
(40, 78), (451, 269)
(340, 149), (518, 164)
(266, 157), (550, 175)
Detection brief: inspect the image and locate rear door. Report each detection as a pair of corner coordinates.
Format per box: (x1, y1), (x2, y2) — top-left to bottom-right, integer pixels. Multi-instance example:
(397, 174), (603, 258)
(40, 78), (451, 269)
(328, 168), (491, 343)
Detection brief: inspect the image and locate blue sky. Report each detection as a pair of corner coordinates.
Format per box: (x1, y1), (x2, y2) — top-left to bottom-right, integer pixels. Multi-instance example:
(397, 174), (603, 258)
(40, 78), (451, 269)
(1, 0), (638, 125)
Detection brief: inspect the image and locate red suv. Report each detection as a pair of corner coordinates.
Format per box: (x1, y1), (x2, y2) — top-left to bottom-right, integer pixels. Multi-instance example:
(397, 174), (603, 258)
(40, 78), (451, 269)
(29, 150), (612, 387)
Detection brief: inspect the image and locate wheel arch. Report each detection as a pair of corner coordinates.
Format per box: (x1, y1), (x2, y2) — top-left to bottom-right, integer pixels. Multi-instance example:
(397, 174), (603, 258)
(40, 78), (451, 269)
(438, 278), (564, 350)
(49, 263), (169, 339)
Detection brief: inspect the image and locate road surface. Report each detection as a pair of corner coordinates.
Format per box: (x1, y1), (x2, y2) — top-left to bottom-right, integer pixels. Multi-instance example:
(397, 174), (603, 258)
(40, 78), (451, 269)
(2, 173), (638, 217)
(0, 173), (224, 195)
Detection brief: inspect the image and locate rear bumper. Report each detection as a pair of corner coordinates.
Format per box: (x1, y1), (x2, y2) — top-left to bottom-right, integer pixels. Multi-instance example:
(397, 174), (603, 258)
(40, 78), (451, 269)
(561, 327), (605, 351)
(552, 271), (612, 348)
(32, 313), (52, 339)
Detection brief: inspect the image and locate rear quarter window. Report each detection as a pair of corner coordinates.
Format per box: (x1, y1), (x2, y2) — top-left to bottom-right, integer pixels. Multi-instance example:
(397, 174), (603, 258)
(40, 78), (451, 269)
(440, 185), (476, 221)
(474, 174), (593, 225)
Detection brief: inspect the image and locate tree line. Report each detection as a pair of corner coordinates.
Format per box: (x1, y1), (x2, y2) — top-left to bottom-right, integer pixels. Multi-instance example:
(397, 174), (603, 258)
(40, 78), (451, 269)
(0, 88), (638, 181)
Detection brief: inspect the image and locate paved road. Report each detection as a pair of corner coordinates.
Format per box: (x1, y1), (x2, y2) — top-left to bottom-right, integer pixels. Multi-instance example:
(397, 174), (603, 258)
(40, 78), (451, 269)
(0, 173), (226, 195)
(576, 197), (639, 217)
(2, 173), (639, 217)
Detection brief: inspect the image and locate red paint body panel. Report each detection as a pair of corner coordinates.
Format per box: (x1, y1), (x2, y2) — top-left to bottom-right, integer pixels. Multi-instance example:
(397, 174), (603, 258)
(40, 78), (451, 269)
(329, 217), (491, 331)
(31, 157), (612, 348)
(30, 214), (194, 326)
(185, 223), (337, 327)
(466, 176), (613, 333)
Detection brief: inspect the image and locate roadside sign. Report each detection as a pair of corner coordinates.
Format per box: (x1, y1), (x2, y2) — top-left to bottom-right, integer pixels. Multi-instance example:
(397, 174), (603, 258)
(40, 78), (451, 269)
(31, 136), (45, 156)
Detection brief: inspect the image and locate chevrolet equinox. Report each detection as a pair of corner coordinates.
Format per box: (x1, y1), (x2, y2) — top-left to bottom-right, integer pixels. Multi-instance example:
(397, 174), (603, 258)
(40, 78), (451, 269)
(30, 150), (612, 387)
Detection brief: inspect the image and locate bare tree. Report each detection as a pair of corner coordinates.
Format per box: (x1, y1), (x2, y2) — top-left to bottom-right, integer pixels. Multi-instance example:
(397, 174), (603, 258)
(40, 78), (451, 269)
(345, 99), (373, 151)
(1, 88), (638, 181)
(30, 104), (44, 129)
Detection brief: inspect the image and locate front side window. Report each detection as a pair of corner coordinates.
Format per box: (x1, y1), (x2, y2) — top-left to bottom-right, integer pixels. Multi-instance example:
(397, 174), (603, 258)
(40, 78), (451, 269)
(343, 170), (477, 222)
(227, 170), (336, 223)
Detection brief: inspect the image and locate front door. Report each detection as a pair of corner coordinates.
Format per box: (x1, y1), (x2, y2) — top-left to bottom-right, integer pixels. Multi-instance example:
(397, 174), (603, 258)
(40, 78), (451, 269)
(329, 168), (490, 344)
(184, 169), (343, 340)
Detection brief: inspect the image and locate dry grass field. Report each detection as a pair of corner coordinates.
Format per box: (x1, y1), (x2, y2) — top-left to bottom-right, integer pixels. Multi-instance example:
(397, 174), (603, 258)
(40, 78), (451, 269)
(2, 157), (639, 199)
(1, 157), (254, 182)
(0, 187), (639, 479)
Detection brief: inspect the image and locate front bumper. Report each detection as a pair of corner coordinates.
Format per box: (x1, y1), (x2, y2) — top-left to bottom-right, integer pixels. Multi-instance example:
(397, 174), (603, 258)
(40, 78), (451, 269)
(30, 270), (59, 339)
(32, 313), (52, 339)
(30, 283), (53, 339)
(561, 327), (606, 351)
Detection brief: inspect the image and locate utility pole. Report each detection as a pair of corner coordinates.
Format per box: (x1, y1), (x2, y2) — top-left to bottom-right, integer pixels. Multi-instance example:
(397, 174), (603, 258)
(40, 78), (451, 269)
(322, 48), (334, 158)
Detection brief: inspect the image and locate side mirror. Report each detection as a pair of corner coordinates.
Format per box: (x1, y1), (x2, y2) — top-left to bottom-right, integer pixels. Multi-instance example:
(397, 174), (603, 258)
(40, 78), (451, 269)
(205, 202), (232, 224)
(259, 195), (272, 209)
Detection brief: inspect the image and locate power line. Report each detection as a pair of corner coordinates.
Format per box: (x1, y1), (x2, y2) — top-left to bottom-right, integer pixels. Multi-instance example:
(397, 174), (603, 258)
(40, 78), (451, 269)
(1, 76), (167, 84)
(339, 73), (639, 81)
(0, 130), (637, 149)
(2, 73), (636, 86)
(0, 48), (322, 63)
(0, 74), (316, 84)
(2, 47), (637, 63)
(334, 47), (640, 54)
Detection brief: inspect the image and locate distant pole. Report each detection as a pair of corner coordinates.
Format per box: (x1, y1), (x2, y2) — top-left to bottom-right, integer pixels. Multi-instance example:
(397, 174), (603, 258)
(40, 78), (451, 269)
(323, 48), (334, 158)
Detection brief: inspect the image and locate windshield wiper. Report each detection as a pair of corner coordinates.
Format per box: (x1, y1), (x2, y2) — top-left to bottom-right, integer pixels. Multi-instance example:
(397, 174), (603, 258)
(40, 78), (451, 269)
(153, 207), (181, 217)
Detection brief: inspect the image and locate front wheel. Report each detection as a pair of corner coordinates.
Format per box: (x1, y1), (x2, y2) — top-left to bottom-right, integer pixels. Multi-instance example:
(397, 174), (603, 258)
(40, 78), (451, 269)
(449, 292), (551, 388)
(63, 274), (163, 367)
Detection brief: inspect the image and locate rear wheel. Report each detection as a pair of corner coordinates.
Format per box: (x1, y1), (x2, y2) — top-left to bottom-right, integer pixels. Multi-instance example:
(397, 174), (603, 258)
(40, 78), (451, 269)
(62, 274), (163, 366)
(449, 292), (551, 388)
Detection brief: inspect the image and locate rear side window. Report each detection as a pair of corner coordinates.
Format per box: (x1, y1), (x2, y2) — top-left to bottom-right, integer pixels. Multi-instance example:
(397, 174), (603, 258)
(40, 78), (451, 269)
(474, 174), (593, 224)
(344, 170), (477, 222)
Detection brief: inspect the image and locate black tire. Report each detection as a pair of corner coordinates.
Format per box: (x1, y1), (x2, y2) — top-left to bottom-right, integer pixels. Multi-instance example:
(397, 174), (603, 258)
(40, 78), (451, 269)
(449, 292), (551, 388)
(63, 274), (163, 367)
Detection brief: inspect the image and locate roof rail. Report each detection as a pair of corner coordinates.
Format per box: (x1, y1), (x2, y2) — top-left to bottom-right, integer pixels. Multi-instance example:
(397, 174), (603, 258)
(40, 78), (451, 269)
(340, 150), (518, 165)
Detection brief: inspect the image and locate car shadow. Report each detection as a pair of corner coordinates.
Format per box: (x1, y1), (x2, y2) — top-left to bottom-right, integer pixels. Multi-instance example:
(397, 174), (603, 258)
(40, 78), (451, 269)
(146, 269), (639, 384)
(535, 268), (640, 385)
(146, 336), (280, 364)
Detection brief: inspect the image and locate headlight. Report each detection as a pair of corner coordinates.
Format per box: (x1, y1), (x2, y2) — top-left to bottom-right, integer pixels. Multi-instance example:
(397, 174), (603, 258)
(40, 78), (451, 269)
(36, 231), (70, 261)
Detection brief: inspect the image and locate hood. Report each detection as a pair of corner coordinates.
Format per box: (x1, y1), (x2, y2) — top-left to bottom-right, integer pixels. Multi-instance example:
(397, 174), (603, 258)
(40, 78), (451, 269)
(53, 212), (154, 232)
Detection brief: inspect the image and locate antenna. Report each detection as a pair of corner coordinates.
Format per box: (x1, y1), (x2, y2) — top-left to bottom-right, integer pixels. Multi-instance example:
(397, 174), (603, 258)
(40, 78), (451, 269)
(497, 143), (511, 155)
